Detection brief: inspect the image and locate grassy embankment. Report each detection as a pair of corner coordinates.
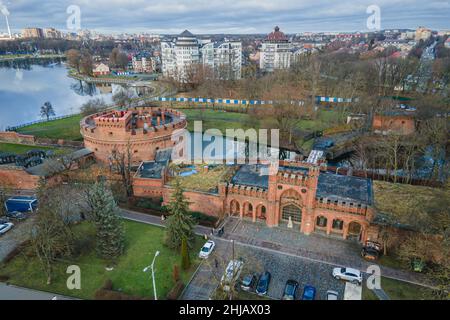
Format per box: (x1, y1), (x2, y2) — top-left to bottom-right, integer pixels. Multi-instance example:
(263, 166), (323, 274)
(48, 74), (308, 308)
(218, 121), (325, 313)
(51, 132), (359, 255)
(0, 220), (202, 299)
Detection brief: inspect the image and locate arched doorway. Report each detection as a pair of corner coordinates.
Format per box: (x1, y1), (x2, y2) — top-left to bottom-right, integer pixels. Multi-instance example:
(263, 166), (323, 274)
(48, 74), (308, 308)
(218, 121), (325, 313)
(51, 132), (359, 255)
(243, 202), (253, 218)
(229, 200), (240, 216)
(279, 189), (303, 225)
(348, 221), (362, 241)
(281, 204), (302, 224)
(256, 205), (266, 220)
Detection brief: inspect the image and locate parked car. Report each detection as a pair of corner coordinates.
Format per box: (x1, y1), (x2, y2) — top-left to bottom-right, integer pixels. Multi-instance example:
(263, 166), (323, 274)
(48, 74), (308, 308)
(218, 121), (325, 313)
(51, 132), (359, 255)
(0, 217), (9, 224)
(332, 267), (363, 285)
(198, 240), (216, 259)
(256, 271), (271, 296)
(221, 260), (244, 292)
(301, 285), (316, 300)
(6, 211), (27, 221)
(326, 290), (339, 300)
(240, 274), (257, 292)
(361, 241), (381, 261)
(0, 222), (14, 235)
(282, 280), (299, 300)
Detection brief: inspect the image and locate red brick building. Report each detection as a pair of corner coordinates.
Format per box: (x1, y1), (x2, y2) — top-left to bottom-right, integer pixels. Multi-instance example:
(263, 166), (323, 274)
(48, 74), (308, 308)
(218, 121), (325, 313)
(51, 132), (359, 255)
(133, 159), (375, 243)
(372, 113), (415, 135)
(80, 106), (187, 163)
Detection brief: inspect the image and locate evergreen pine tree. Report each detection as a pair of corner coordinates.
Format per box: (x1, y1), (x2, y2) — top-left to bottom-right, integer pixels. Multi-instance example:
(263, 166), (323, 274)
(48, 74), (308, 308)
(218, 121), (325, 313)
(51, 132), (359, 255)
(87, 181), (125, 262)
(181, 237), (191, 270)
(165, 179), (195, 249)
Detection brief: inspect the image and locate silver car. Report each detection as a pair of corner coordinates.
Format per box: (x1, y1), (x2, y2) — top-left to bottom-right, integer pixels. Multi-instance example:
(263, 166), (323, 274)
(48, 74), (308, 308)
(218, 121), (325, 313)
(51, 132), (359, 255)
(332, 267), (362, 285)
(0, 222), (14, 235)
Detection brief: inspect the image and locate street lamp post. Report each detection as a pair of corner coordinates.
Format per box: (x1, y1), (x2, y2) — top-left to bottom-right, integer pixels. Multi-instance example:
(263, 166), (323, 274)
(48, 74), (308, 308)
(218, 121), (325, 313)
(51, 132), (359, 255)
(143, 251), (160, 300)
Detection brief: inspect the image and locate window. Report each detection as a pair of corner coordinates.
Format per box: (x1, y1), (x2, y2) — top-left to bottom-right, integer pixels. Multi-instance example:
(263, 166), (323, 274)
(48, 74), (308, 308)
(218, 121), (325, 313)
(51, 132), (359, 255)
(332, 219), (344, 230)
(316, 216), (327, 227)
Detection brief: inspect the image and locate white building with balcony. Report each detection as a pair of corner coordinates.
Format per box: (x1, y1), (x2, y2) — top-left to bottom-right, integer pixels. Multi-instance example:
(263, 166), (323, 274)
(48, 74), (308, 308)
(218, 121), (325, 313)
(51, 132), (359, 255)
(161, 30), (242, 82)
(260, 26), (292, 73)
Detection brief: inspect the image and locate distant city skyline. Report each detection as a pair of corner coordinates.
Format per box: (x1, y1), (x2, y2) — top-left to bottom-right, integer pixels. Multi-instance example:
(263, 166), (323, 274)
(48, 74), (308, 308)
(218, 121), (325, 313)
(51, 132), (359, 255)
(0, 0), (449, 35)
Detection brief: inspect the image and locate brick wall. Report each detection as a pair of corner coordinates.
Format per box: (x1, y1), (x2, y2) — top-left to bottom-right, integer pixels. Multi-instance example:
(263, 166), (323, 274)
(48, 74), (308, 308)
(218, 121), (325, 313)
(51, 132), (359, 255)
(0, 131), (35, 144)
(0, 166), (40, 190)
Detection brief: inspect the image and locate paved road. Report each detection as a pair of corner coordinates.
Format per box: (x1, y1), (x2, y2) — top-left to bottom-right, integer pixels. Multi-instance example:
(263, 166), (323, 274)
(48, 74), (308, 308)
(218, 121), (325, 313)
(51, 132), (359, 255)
(0, 283), (75, 300)
(121, 208), (213, 236)
(0, 216), (36, 263)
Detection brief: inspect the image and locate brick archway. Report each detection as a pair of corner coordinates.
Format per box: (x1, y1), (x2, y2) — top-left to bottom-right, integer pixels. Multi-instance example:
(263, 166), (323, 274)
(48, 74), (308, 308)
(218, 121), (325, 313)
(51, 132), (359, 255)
(243, 202), (254, 218)
(229, 199), (240, 216)
(281, 204), (302, 224)
(256, 204), (267, 220)
(347, 221), (363, 241)
(279, 189), (303, 224)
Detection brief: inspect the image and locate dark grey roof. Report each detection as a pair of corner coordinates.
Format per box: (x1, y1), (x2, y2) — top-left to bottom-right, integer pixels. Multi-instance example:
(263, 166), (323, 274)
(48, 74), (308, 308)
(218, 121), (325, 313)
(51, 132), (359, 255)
(179, 30), (194, 37)
(231, 165), (269, 189)
(155, 148), (172, 163)
(25, 148), (93, 177)
(138, 161), (166, 179)
(317, 172), (373, 205)
(69, 148), (94, 160)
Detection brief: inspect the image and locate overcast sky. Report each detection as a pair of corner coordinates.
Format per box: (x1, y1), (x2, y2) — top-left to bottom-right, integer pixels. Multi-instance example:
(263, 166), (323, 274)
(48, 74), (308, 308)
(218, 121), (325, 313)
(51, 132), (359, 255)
(0, 0), (449, 34)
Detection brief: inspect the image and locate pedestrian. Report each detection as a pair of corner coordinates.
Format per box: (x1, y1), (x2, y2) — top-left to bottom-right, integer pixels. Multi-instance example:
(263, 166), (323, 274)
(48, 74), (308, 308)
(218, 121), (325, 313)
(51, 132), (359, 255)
(214, 258), (218, 269)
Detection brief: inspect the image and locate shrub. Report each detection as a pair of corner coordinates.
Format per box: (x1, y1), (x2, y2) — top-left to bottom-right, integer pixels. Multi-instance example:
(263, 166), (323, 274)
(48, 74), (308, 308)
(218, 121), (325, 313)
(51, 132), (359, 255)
(172, 264), (180, 282)
(102, 279), (113, 291)
(166, 280), (185, 300)
(181, 238), (190, 270)
(0, 275), (10, 282)
(190, 211), (218, 227)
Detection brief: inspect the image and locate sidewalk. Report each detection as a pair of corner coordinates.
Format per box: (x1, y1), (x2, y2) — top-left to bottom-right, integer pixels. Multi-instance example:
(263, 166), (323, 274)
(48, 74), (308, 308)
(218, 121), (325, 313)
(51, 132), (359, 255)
(120, 208), (213, 236)
(0, 283), (76, 300)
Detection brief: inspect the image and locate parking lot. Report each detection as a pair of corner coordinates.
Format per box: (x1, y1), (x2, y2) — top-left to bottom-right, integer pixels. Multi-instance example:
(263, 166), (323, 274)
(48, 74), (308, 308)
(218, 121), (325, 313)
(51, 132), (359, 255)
(183, 238), (348, 300)
(233, 243), (346, 300)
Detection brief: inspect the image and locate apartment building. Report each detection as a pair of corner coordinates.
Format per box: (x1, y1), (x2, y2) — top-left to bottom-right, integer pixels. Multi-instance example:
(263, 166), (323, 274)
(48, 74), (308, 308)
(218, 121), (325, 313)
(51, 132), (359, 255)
(260, 26), (292, 72)
(161, 30), (242, 82)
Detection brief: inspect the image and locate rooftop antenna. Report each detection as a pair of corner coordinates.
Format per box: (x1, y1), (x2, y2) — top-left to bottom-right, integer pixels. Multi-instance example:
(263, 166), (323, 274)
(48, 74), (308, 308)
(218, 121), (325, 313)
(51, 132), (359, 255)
(0, 3), (11, 39)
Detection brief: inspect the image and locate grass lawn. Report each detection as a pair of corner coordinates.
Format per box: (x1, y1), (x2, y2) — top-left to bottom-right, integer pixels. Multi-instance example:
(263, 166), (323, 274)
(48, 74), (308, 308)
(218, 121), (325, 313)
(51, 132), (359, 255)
(168, 165), (235, 193)
(17, 114), (84, 141)
(0, 142), (67, 155)
(373, 181), (449, 222)
(362, 277), (435, 300)
(0, 220), (203, 300)
(180, 108), (342, 133)
(12, 107), (342, 144)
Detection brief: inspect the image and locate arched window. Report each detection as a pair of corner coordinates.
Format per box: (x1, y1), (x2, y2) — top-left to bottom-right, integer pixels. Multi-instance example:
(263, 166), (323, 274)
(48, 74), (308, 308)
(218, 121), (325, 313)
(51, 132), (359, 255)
(332, 219), (344, 230)
(316, 216), (328, 227)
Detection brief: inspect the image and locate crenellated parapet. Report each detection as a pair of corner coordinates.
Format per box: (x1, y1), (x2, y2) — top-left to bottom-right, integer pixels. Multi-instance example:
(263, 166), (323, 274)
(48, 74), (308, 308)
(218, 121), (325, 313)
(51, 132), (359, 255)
(315, 196), (369, 216)
(80, 106), (187, 163)
(226, 183), (268, 199)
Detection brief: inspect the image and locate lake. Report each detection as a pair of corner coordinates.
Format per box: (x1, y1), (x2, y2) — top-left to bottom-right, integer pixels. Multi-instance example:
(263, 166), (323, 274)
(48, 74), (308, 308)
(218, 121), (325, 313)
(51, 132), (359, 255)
(0, 59), (136, 130)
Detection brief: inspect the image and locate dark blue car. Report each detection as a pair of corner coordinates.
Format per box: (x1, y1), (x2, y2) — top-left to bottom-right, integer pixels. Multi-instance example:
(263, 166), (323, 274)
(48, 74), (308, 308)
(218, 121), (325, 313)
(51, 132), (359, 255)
(301, 285), (316, 300)
(256, 272), (271, 296)
(282, 280), (299, 300)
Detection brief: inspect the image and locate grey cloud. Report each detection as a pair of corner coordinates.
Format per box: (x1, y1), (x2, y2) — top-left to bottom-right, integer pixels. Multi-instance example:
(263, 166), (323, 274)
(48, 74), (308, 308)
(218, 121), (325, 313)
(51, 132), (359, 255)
(2, 0), (449, 34)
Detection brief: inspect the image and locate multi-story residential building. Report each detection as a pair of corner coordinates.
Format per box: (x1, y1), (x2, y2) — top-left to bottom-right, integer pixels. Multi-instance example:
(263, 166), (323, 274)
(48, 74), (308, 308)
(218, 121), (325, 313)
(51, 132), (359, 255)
(260, 26), (292, 73)
(43, 28), (62, 39)
(132, 55), (154, 73)
(200, 41), (242, 80)
(22, 28), (44, 39)
(161, 30), (242, 82)
(415, 27), (432, 41)
(445, 38), (450, 49)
